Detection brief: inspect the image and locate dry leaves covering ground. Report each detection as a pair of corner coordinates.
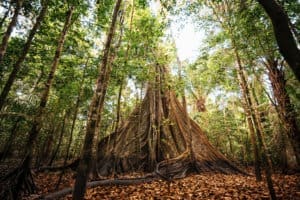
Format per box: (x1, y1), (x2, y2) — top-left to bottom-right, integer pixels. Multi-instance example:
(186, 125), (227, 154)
(24, 169), (300, 200)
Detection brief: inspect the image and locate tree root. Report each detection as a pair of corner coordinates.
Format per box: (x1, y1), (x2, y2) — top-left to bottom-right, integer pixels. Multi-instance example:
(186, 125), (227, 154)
(41, 173), (158, 199)
(0, 166), (36, 200)
(37, 159), (79, 172)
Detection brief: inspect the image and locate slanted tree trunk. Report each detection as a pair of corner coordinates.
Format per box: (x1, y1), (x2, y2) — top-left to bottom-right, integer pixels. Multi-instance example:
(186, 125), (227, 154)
(0, 1), (48, 110)
(0, 6), (74, 199)
(257, 0), (300, 81)
(0, 0), (24, 64)
(265, 59), (300, 167)
(72, 0), (122, 199)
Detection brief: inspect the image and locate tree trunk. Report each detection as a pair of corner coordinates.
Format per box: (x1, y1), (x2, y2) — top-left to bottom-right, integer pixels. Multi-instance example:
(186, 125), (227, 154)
(0, 1), (48, 110)
(0, 0), (24, 63)
(257, 0), (300, 81)
(56, 63), (87, 189)
(207, 1), (262, 180)
(114, 0), (134, 135)
(40, 126), (55, 166)
(232, 39), (276, 199)
(72, 0), (122, 199)
(265, 59), (300, 166)
(96, 65), (245, 179)
(233, 44), (262, 181)
(48, 110), (68, 166)
(1, 7), (74, 199)
(114, 80), (123, 134)
(250, 82), (273, 172)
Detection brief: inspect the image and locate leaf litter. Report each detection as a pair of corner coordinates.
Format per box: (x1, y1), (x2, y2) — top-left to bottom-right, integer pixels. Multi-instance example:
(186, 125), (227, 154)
(24, 170), (299, 200)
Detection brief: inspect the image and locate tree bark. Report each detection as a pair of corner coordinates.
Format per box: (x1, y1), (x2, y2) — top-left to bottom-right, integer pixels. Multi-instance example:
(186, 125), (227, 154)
(265, 59), (300, 166)
(257, 0), (300, 81)
(0, 0), (24, 63)
(72, 0), (122, 199)
(0, 1), (48, 110)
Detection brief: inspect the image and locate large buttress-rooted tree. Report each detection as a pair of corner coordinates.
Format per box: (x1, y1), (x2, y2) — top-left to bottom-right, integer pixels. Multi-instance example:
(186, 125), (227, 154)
(0, 0), (49, 110)
(257, 0), (300, 81)
(0, 0), (24, 63)
(72, 0), (122, 199)
(95, 65), (244, 179)
(0, 6), (74, 199)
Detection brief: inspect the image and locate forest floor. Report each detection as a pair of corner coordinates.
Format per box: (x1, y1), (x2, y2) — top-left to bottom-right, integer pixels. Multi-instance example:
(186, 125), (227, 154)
(20, 168), (300, 200)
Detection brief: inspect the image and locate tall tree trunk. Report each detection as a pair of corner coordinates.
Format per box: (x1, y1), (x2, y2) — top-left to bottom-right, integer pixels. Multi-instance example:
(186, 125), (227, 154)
(114, 80), (123, 134)
(72, 0), (122, 199)
(250, 82), (273, 172)
(233, 45), (262, 181)
(40, 126), (55, 166)
(265, 59), (300, 166)
(0, 0), (24, 63)
(48, 110), (68, 166)
(207, 1), (262, 179)
(10, 7), (74, 199)
(56, 62), (87, 189)
(233, 40), (276, 199)
(114, 0), (134, 135)
(0, 1), (48, 110)
(257, 0), (300, 81)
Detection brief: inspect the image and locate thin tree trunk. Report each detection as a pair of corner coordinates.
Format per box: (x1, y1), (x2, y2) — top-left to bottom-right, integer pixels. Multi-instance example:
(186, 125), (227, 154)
(232, 41), (262, 181)
(114, 80), (123, 134)
(11, 7), (74, 198)
(72, 0), (122, 199)
(232, 39), (276, 199)
(114, 0), (134, 135)
(250, 82), (273, 172)
(40, 126), (55, 166)
(257, 0), (300, 81)
(0, 0), (24, 63)
(48, 110), (68, 166)
(56, 62), (87, 189)
(0, 1), (48, 110)
(265, 59), (300, 166)
(30, 66), (45, 93)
